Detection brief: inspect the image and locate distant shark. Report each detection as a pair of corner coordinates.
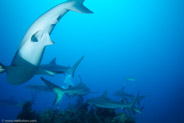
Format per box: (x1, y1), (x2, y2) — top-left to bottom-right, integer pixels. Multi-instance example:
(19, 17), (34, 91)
(0, 97), (22, 107)
(0, 0), (92, 85)
(41, 76), (90, 105)
(26, 84), (52, 93)
(87, 91), (142, 114)
(114, 87), (146, 106)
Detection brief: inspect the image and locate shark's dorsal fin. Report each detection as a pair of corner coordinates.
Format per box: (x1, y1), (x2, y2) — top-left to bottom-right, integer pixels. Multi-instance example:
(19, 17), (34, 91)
(50, 58), (56, 65)
(101, 91), (108, 97)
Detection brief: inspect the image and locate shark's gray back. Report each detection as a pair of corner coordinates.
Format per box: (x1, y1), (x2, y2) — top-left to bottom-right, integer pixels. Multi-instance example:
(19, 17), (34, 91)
(65, 82), (90, 96)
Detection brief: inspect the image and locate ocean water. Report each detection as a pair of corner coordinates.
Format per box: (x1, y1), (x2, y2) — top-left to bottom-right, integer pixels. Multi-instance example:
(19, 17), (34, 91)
(0, 0), (184, 123)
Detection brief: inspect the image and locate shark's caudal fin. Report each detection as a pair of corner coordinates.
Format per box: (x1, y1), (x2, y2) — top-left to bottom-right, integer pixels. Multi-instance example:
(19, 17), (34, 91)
(66, 0), (93, 14)
(68, 56), (84, 77)
(0, 63), (6, 73)
(40, 77), (65, 105)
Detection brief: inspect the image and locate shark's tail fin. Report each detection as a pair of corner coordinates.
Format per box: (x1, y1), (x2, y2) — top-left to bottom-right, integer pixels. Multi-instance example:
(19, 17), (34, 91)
(68, 56), (84, 77)
(65, 0), (93, 14)
(40, 77), (65, 105)
(129, 92), (142, 115)
(0, 63), (6, 73)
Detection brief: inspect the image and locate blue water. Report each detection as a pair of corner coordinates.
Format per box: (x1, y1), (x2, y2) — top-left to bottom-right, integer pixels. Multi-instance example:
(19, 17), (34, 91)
(0, 0), (184, 122)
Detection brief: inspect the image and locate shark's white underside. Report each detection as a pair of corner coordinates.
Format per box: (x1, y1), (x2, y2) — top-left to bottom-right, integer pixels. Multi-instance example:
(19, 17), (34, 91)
(3, 0), (92, 85)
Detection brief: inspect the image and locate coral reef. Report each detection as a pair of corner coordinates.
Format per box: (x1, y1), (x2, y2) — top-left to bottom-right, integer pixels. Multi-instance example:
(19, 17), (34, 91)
(17, 102), (135, 123)
(16, 101), (40, 122)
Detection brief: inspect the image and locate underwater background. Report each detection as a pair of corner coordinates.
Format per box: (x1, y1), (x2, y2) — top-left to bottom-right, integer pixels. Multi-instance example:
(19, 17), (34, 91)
(0, 0), (184, 123)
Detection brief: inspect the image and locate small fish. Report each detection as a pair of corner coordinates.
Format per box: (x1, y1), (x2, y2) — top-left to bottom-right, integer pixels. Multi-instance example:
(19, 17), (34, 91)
(125, 77), (136, 81)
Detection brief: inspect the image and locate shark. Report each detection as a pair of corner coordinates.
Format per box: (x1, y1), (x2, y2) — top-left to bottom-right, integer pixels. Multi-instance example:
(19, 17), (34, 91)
(0, 0), (93, 85)
(87, 91), (142, 114)
(41, 56), (84, 76)
(114, 88), (146, 106)
(40, 56), (84, 88)
(41, 76), (90, 105)
(26, 84), (52, 93)
(0, 97), (22, 107)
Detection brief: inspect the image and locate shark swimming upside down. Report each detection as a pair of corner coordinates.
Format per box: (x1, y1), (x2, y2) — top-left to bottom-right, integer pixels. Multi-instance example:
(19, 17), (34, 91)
(0, 0), (92, 85)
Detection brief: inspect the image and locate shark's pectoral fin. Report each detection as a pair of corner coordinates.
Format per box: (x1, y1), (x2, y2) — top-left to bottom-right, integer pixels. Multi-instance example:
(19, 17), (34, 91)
(36, 68), (56, 76)
(44, 33), (54, 46)
(31, 30), (54, 46)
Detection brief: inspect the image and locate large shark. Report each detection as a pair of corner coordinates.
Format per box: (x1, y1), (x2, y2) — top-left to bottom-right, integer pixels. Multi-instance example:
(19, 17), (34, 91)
(87, 91), (142, 114)
(40, 56), (84, 76)
(41, 76), (90, 105)
(0, 0), (92, 85)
